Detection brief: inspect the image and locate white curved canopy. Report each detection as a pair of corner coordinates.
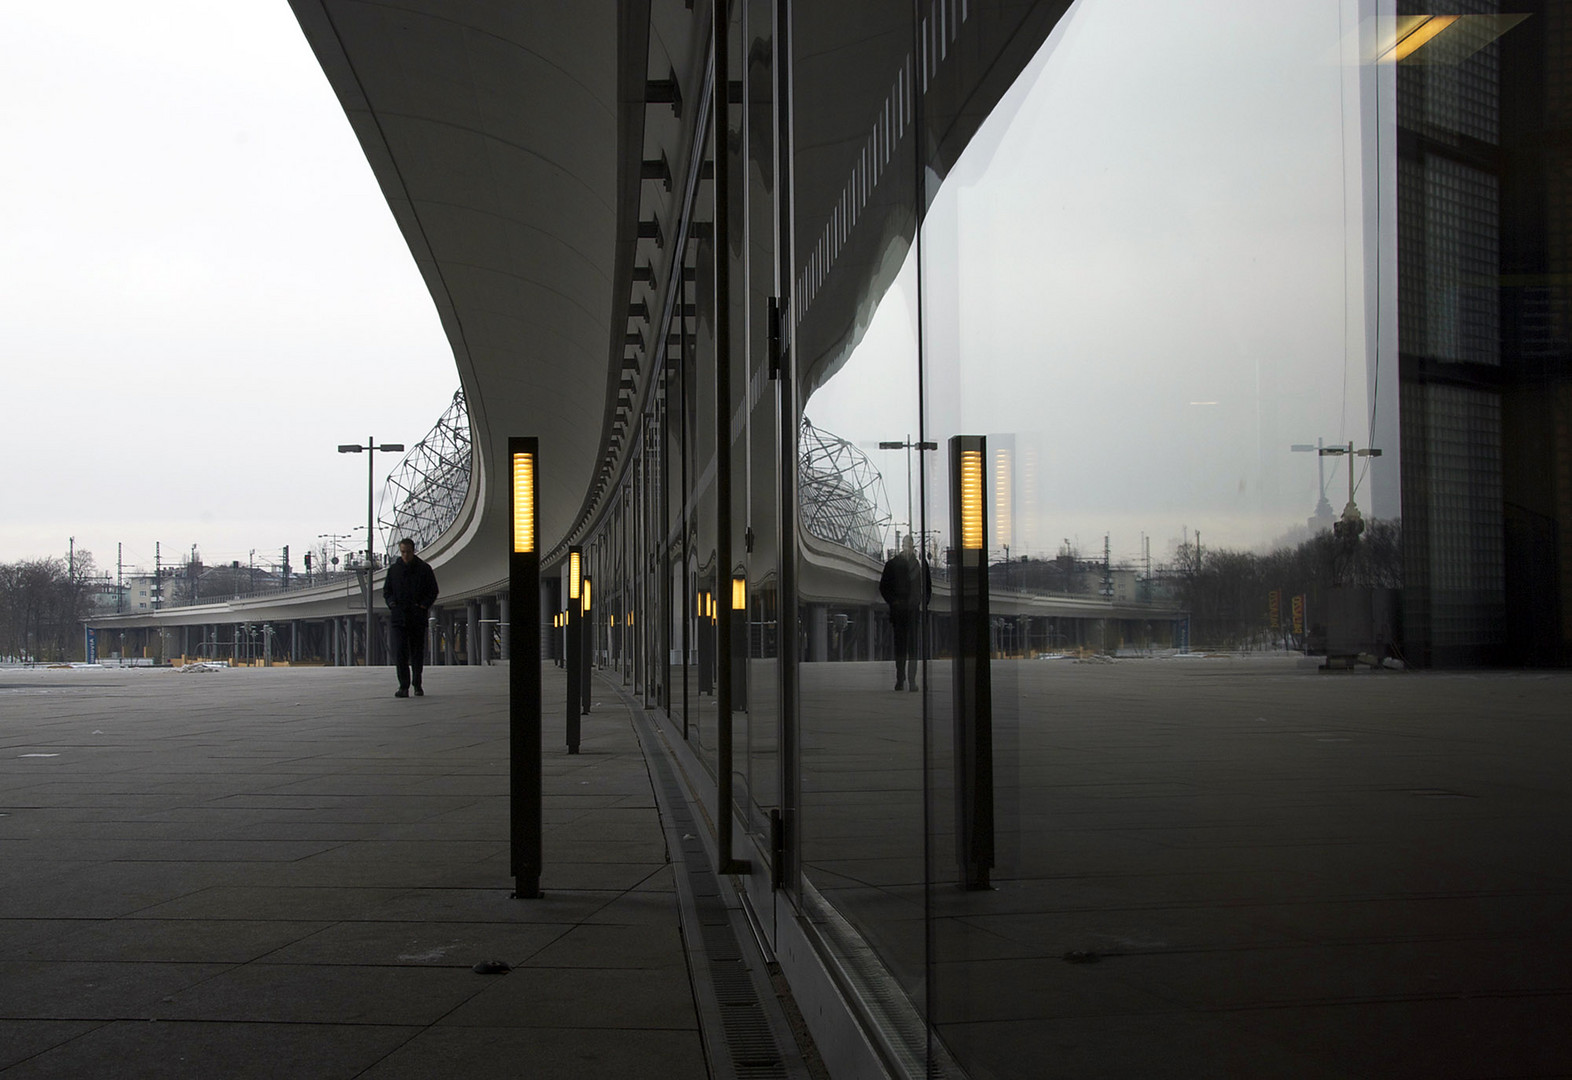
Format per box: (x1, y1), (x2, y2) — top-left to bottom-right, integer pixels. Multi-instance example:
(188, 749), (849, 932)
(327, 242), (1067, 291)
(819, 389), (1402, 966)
(289, 1), (622, 601)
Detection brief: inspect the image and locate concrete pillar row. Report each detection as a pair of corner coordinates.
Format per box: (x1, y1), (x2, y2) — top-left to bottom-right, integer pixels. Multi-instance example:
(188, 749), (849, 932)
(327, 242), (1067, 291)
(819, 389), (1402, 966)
(466, 600), (481, 667)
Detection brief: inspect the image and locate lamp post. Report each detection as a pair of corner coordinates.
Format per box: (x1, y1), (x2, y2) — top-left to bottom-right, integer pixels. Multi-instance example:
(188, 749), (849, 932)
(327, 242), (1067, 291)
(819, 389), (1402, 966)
(580, 574), (592, 715)
(508, 437), (542, 898)
(337, 438), (404, 666)
(1316, 442), (1383, 540)
(317, 532), (351, 569)
(878, 436), (938, 546)
(566, 547), (583, 752)
(950, 434), (994, 891)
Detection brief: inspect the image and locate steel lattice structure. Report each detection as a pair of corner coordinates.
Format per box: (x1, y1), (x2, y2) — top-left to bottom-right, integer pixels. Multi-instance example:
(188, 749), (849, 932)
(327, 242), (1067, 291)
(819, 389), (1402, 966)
(799, 417), (893, 558)
(379, 389), (473, 556)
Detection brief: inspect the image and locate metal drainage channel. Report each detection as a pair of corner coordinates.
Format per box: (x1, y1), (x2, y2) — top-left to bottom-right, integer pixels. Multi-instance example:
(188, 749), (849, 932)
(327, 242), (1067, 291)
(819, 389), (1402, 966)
(628, 704), (807, 1080)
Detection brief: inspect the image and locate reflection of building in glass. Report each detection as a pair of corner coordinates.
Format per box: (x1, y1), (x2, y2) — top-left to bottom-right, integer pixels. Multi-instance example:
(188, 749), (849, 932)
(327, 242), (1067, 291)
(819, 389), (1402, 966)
(1397, 6), (1571, 665)
(798, 417), (893, 558)
(379, 389), (472, 557)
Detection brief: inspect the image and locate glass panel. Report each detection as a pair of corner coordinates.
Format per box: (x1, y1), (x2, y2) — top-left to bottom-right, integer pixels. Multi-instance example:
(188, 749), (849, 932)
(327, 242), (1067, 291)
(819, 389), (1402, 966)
(791, 0), (929, 1058)
(741, 0), (781, 867)
(691, 106), (722, 769)
(914, 2), (1401, 1075)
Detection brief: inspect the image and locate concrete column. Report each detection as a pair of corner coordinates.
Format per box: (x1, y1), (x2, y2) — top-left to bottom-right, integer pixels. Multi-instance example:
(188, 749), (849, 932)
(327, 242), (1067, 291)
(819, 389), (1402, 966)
(467, 600), (481, 666)
(498, 593), (511, 661)
(290, 621), (299, 662)
(443, 610), (456, 666)
(479, 598), (494, 665)
(809, 605), (829, 662)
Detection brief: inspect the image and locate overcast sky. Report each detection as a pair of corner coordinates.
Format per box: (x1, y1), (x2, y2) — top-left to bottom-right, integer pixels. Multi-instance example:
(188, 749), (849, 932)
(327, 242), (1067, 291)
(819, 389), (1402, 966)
(3, 0), (1390, 579)
(808, 0), (1387, 564)
(2, 2), (455, 576)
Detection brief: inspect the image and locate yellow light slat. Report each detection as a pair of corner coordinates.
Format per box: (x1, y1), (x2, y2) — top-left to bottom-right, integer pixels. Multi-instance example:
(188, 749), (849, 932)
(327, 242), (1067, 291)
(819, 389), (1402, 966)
(960, 449), (985, 550)
(511, 452), (535, 553)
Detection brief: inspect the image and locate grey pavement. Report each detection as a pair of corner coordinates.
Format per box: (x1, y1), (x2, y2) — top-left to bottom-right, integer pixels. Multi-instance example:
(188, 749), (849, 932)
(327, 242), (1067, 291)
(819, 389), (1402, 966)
(8, 659), (1572, 1078)
(0, 663), (712, 1079)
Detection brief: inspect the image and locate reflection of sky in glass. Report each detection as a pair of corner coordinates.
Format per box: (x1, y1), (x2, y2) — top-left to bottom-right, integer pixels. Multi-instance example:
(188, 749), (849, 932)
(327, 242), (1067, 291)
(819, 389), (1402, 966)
(808, 0), (1385, 564)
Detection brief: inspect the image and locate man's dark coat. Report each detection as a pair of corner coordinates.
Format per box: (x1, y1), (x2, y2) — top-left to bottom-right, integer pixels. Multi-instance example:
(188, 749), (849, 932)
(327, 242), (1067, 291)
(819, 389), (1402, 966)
(383, 555), (439, 627)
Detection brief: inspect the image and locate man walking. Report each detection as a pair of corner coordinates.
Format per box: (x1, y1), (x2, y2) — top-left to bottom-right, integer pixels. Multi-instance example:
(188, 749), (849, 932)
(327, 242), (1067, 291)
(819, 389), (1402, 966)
(383, 538), (439, 697)
(879, 533), (930, 691)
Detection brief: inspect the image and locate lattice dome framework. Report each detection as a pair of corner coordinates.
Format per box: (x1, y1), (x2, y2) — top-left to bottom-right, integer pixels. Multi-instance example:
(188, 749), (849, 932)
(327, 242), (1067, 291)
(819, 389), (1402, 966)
(379, 389), (473, 556)
(799, 417), (893, 559)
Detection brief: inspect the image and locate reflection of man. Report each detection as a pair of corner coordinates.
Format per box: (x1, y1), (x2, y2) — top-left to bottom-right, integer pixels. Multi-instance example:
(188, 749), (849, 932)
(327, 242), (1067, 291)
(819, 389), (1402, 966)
(879, 534), (930, 691)
(383, 538), (439, 698)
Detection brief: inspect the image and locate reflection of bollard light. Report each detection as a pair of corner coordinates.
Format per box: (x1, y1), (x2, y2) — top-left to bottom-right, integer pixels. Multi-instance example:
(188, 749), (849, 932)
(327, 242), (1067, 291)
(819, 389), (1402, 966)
(565, 545), (585, 746)
(950, 434), (994, 891)
(577, 575), (592, 714)
(730, 574), (748, 711)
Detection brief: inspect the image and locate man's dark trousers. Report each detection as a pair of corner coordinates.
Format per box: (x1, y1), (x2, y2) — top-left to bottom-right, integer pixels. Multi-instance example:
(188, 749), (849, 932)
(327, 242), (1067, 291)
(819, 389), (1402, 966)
(395, 619), (427, 692)
(892, 608), (918, 688)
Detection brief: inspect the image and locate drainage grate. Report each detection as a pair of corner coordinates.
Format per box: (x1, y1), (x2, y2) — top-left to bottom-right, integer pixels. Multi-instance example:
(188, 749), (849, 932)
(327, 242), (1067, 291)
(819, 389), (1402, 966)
(630, 705), (805, 1080)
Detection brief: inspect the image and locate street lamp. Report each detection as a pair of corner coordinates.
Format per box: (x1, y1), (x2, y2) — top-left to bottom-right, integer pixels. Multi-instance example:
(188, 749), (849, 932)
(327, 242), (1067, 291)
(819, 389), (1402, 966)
(317, 532), (352, 569)
(878, 436), (939, 546)
(338, 438), (404, 665)
(1316, 441), (1383, 540)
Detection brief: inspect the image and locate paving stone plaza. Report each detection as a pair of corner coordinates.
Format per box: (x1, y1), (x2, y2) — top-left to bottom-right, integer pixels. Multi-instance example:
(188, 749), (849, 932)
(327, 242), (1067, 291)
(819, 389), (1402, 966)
(2, 660), (1569, 1077)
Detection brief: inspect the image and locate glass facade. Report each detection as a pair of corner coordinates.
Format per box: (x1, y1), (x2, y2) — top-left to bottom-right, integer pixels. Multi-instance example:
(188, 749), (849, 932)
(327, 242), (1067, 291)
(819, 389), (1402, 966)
(570, 0), (1570, 1074)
